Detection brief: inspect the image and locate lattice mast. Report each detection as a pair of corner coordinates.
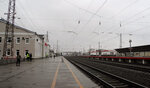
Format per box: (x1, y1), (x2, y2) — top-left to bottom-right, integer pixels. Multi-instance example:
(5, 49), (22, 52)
(3, 0), (16, 57)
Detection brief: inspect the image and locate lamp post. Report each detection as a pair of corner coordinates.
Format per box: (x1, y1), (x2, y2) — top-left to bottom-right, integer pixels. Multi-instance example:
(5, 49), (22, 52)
(129, 39), (132, 56)
(42, 37), (44, 58)
(92, 32), (101, 56)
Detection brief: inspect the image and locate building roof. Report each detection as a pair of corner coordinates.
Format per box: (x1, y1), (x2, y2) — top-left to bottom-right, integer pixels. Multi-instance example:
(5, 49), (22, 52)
(115, 45), (150, 53)
(0, 18), (35, 34)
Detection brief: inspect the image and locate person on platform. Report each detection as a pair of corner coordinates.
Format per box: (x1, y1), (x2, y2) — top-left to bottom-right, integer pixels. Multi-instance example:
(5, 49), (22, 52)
(16, 53), (21, 66)
(26, 53), (30, 61)
(54, 54), (55, 59)
(29, 53), (32, 61)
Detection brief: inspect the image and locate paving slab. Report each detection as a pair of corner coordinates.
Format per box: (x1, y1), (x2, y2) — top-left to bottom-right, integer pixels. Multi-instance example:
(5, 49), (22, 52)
(0, 57), (99, 88)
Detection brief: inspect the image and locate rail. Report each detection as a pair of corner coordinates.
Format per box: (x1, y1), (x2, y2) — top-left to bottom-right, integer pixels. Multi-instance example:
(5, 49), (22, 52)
(67, 58), (148, 88)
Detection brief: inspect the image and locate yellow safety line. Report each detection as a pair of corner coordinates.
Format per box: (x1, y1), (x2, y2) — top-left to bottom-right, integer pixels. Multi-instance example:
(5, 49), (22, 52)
(64, 60), (84, 88)
(51, 62), (60, 88)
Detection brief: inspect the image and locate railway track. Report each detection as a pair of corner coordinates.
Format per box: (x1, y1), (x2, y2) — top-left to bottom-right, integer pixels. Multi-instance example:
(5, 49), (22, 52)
(92, 59), (150, 73)
(80, 57), (150, 73)
(65, 57), (149, 88)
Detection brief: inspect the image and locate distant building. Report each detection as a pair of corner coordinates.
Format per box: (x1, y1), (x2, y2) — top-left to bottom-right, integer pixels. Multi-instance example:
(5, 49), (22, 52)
(115, 45), (150, 57)
(0, 18), (50, 59)
(62, 52), (81, 56)
(90, 49), (116, 56)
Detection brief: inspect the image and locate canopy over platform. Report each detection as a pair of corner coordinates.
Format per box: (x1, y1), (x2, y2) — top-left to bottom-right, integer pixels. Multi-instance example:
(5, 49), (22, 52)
(115, 45), (150, 53)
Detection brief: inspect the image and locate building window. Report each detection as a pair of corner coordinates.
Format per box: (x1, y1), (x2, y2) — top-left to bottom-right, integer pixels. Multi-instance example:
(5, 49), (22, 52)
(25, 38), (29, 44)
(16, 50), (20, 55)
(16, 37), (20, 44)
(0, 37), (2, 43)
(7, 37), (12, 43)
(7, 49), (11, 56)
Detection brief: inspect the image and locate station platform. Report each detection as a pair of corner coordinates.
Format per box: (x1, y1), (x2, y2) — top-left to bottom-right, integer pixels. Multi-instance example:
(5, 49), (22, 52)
(0, 56), (99, 88)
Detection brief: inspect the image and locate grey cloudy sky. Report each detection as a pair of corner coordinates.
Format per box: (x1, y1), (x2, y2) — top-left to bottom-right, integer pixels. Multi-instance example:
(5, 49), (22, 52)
(0, 0), (150, 52)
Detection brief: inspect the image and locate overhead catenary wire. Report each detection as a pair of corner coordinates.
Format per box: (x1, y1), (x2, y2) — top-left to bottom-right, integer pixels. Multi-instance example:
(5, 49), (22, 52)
(96, 1), (150, 41)
(0, 0), (9, 18)
(63, 0), (99, 45)
(101, 5), (150, 39)
(8, 0), (150, 51)
(16, 1), (36, 30)
(68, 0), (141, 49)
(16, 0), (48, 34)
(109, 0), (139, 19)
(69, 0), (108, 48)
(78, 0), (107, 33)
(64, 0), (102, 18)
(85, 0), (140, 38)
(100, 0), (139, 33)
(64, 1), (150, 50)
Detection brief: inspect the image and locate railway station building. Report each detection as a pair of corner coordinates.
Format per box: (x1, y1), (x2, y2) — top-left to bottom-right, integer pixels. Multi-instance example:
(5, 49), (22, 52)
(0, 18), (51, 59)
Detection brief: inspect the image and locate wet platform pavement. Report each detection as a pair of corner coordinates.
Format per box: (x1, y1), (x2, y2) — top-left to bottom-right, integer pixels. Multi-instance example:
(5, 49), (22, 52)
(0, 56), (99, 88)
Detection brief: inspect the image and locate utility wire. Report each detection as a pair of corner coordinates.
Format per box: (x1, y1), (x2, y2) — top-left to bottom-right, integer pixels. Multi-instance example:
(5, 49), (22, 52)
(0, 0), (8, 18)
(102, 6), (150, 38)
(17, 1), (43, 32)
(17, 1), (35, 29)
(63, 0), (103, 18)
(103, 0), (139, 33)
(64, 0), (99, 45)
(73, 0), (108, 46)
(72, 1), (150, 50)
(85, 0), (107, 24)
(79, 0), (107, 33)
(109, 0), (139, 19)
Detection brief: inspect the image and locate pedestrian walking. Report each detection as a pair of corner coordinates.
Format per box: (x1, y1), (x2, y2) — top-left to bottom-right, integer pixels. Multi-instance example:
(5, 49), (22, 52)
(29, 53), (32, 61)
(61, 57), (64, 63)
(16, 54), (21, 66)
(26, 53), (30, 61)
(54, 55), (55, 59)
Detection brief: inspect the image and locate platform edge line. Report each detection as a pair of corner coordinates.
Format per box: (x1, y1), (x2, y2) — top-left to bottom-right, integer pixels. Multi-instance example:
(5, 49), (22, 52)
(51, 62), (60, 88)
(64, 59), (84, 88)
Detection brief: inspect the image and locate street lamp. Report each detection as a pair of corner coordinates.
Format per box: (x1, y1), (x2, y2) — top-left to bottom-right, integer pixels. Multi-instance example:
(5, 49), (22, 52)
(92, 32), (101, 56)
(129, 39), (132, 56)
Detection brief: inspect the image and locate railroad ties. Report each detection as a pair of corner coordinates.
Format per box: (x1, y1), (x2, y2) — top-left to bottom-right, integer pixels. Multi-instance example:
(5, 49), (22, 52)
(65, 56), (149, 88)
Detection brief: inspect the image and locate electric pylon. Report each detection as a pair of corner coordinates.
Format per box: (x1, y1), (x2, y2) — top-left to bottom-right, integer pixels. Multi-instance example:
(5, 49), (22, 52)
(3, 0), (16, 57)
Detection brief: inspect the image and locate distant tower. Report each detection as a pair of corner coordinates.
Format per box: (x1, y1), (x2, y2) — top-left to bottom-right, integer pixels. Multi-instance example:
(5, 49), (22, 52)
(57, 40), (58, 53)
(46, 31), (49, 42)
(3, 0), (16, 57)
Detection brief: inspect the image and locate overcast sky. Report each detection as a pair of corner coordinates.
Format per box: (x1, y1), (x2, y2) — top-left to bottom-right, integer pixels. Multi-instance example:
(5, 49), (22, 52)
(1, 0), (150, 52)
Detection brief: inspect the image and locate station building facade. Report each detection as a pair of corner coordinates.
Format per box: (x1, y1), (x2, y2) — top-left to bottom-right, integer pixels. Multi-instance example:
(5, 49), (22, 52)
(0, 18), (50, 59)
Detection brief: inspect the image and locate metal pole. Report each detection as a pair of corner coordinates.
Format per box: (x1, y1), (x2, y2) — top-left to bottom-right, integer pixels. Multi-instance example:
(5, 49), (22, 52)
(42, 37), (44, 58)
(120, 33), (122, 48)
(120, 22), (122, 48)
(89, 45), (91, 55)
(98, 42), (100, 56)
(129, 40), (132, 56)
(99, 21), (101, 56)
(57, 40), (58, 55)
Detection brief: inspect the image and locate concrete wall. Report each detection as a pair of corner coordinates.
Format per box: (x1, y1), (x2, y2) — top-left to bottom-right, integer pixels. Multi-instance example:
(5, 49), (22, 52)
(34, 36), (43, 58)
(43, 35), (50, 57)
(0, 21), (5, 59)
